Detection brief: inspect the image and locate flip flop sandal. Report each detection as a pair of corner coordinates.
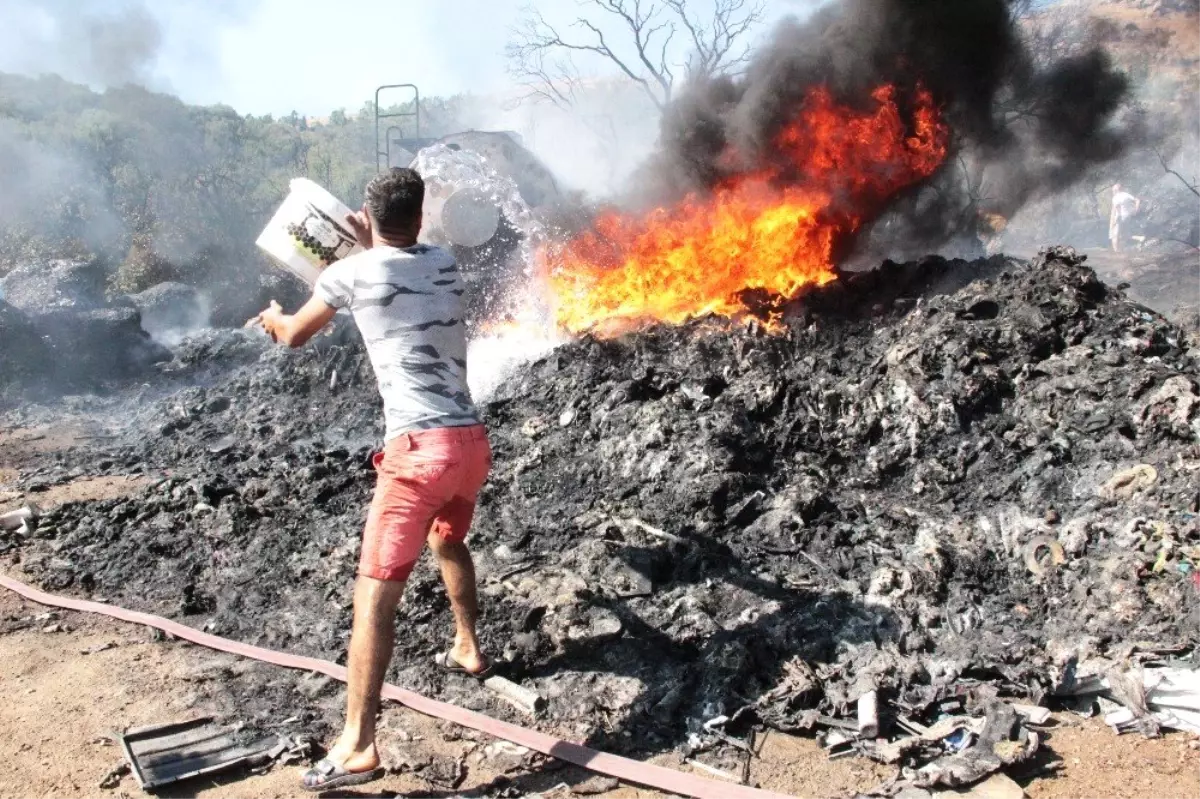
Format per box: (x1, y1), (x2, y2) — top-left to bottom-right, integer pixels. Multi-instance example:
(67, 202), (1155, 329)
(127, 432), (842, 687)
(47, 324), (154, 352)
(301, 758), (385, 793)
(434, 650), (495, 680)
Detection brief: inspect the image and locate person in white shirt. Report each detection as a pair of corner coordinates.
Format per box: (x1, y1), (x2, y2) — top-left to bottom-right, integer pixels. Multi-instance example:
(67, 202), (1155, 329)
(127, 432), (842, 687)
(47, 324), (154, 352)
(1110, 183), (1140, 253)
(255, 168), (493, 793)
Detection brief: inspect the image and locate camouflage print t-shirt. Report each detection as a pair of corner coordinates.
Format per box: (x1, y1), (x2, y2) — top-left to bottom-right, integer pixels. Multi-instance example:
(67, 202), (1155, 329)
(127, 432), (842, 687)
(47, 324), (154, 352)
(314, 244), (480, 440)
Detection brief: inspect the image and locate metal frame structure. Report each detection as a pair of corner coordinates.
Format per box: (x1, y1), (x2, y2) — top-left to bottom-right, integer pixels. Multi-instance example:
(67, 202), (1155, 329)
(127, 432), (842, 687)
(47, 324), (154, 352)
(374, 83), (421, 172)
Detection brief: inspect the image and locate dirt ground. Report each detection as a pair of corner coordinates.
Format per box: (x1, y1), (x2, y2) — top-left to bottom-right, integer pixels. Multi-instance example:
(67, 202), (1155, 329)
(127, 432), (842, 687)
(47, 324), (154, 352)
(0, 422), (116, 467)
(1, 384), (1198, 799)
(0, 587), (1196, 799)
(0, 461), (1197, 799)
(0, 474), (152, 513)
(0, 420), (154, 513)
(0, 442), (911, 799)
(1082, 248), (1200, 325)
(0, 587), (879, 799)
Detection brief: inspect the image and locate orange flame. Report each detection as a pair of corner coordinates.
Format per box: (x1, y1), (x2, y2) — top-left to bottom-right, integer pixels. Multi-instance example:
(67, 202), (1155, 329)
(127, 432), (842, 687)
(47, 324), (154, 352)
(539, 85), (950, 335)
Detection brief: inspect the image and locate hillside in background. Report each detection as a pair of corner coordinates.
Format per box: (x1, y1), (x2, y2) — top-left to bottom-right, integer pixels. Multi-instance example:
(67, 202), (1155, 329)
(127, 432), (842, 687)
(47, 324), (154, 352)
(1086, 0), (1198, 105)
(997, 0), (1198, 244)
(1085, 0), (1199, 319)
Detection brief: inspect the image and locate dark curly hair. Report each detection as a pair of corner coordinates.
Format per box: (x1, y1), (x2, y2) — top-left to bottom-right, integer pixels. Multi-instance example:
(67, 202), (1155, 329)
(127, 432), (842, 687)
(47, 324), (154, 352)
(365, 167), (425, 237)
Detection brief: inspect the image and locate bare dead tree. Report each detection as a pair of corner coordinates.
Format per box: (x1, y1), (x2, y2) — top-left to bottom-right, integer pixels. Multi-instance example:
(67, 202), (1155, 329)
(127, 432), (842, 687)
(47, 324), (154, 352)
(1152, 146), (1200, 250)
(506, 0), (765, 113)
(663, 0), (761, 80)
(1153, 145), (1200, 198)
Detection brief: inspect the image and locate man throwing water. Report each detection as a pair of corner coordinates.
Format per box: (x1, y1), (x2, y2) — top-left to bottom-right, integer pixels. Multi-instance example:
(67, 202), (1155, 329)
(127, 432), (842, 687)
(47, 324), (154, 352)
(256, 167), (492, 792)
(1110, 183), (1141, 253)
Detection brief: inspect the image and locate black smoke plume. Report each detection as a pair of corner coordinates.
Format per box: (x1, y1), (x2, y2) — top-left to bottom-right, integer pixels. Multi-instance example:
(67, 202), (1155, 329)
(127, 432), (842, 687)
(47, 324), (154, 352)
(638, 0), (1134, 254)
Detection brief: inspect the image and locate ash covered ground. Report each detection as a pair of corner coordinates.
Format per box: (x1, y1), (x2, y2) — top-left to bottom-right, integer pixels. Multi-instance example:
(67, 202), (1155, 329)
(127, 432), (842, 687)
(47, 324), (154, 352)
(2, 248), (1199, 784)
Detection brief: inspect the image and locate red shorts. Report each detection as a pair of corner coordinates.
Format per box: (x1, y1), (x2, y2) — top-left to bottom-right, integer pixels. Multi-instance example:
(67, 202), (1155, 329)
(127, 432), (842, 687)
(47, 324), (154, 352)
(359, 424), (492, 582)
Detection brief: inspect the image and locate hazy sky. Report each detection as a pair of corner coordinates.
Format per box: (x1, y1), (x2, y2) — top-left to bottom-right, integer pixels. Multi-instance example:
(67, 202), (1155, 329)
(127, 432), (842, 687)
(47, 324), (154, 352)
(0, 0), (818, 116)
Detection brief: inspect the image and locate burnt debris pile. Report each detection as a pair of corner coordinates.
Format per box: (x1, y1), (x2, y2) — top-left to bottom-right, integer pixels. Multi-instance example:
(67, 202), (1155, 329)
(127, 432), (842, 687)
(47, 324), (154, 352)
(0, 258), (171, 396)
(6, 248), (1199, 785)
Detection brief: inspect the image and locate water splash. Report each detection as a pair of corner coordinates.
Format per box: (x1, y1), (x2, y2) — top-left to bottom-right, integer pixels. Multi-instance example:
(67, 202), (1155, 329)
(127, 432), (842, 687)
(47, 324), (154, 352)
(466, 322), (565, 403)
(412, 142), (558, 358)
(411, 143), (546, 261)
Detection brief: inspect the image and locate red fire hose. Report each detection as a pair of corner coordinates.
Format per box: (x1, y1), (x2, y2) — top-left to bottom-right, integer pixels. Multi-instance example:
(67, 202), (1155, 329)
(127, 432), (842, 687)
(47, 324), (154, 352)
(0, 572), (795, 799)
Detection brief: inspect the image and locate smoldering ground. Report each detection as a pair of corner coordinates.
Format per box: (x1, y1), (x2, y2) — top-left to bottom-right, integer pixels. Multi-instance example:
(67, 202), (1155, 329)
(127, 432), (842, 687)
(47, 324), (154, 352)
(5, 248), (1198, 782)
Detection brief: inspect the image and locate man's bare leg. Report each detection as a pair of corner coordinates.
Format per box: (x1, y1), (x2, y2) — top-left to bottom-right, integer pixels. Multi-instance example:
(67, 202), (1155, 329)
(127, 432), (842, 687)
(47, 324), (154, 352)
(324, 575), (406, 772)
(428, 533), (487, 673)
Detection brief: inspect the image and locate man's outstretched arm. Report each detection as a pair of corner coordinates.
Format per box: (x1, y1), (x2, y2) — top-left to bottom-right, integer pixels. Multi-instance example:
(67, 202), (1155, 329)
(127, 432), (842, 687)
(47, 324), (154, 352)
(256, 295), (338, 348)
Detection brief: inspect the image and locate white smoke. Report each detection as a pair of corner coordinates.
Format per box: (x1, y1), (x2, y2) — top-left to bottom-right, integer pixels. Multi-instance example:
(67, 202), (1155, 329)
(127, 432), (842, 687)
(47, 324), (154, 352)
(459, 80), (662, 200)
(0, 0), (257, 94)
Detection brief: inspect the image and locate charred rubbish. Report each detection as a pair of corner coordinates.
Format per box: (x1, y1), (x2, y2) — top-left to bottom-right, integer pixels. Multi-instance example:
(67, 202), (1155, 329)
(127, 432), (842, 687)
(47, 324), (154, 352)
(3, 247), (1199, 789)
(0, 258), (172, 396)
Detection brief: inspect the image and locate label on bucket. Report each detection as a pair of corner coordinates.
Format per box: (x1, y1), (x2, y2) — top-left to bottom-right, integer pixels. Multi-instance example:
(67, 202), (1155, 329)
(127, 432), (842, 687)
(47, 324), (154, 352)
(286, 203), (358, 268)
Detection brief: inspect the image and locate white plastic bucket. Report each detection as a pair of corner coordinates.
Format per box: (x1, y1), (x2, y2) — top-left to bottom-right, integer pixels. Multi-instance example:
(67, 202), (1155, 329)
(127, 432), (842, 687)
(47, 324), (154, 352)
(256, 178), (363, 285)
(442, 187), (500, 248)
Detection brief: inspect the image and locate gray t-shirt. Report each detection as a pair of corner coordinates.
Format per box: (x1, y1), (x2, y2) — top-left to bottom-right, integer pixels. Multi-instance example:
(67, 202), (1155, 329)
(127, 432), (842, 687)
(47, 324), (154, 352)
(314, 244), (479, 440)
